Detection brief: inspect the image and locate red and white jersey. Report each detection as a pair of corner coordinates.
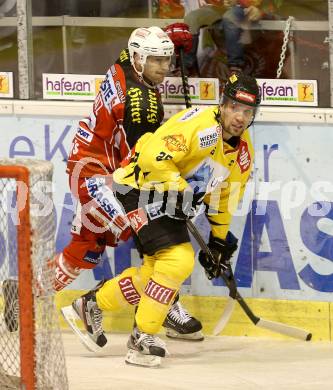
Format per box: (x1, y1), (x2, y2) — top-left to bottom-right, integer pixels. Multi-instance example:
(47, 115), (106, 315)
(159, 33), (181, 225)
(67, 49), (164, 178)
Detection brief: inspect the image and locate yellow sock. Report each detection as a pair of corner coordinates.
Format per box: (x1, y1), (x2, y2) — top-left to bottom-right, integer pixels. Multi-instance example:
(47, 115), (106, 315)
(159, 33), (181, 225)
(135, 242), (195, 334)
(96, 256), (154, 311)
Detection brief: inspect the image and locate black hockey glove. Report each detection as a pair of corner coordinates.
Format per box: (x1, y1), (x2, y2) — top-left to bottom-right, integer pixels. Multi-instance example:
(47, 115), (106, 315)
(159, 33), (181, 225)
(198, 232), (238, 280)
(164, 190), (205, 220)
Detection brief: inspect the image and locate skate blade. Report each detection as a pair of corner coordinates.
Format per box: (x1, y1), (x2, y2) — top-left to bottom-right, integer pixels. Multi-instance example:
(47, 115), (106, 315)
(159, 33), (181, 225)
(165, 328), (204, 341)
(125, 349), (162, 368)
(61, 305), (107, 354)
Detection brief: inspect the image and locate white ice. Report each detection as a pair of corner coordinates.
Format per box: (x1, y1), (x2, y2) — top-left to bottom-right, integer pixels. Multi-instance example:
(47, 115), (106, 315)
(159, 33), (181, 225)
(64, 333), (333, 390)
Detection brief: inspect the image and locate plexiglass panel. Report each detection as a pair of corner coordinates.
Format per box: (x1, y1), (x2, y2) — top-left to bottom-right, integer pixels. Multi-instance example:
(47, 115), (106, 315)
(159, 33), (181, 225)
(0, 0), (331, 105)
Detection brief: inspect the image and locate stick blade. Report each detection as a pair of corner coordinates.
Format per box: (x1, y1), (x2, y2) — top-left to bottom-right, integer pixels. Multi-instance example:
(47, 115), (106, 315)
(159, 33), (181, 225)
(213, 297), (236, 336)
(257, 318), (312, 341)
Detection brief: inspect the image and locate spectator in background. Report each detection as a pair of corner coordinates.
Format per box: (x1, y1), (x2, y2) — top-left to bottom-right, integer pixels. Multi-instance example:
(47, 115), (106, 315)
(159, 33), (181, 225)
(183, 0), (282, 77)
(217, 0), (283, 74)
(218, 0), (263, 74)
(183, 1), (226, 75)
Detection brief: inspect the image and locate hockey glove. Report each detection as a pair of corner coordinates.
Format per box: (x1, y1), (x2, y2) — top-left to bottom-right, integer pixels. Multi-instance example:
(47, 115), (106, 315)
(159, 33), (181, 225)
(198, 232), (238, 279)
(163, 190), (205, 220)
(165, 22), (193, 54)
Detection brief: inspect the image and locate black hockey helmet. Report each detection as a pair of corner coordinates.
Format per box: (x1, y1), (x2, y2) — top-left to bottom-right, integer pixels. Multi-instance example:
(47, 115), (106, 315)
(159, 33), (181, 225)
(222, 73), (261, 107)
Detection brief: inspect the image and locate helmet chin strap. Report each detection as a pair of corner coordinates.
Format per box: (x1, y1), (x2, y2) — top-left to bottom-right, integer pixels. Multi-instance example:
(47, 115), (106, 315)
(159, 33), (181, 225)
(214, 106), (227, 140)
(133, 60), (156, 89)
(133, 61), (144, 78)
(247, 116), (255, 128)
(214, 106), (223, 127)
(139, 74), (156, 89)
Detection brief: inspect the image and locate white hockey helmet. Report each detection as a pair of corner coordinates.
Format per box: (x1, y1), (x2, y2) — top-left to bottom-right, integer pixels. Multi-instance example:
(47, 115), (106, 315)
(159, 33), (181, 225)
(128, 26), (174, 77)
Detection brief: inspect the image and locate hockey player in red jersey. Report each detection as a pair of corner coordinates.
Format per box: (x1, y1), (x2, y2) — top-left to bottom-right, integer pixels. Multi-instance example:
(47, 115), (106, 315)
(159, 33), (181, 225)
(61, 28), (175, 285)
(2, 25), (201, 344)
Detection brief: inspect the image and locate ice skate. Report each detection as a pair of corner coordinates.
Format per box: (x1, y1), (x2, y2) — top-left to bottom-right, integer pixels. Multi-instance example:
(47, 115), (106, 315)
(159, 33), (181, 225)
(61, 289), (107, 353)
(163, 300), (204, 341)
(125, 327), (168, 368)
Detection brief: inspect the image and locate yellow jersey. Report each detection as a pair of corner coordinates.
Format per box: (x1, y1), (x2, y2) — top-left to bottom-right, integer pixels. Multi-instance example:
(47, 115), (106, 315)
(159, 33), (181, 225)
(113, 105), (254, 240)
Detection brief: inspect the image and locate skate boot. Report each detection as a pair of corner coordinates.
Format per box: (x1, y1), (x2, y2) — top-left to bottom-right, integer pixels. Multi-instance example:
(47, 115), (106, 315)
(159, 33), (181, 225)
(61, 289), (107, 353)
(163, 299), (204, 341)
(125, 326), (168, 367)
(2, 279), (19, 332)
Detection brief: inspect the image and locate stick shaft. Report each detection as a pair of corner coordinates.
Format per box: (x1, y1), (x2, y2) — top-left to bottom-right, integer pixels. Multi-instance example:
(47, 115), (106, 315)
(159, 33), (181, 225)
(186, 219), (312, 341)
(178, 47), (192, 108)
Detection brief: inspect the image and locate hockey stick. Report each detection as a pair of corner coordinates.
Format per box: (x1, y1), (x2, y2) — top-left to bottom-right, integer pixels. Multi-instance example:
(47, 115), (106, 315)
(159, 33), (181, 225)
(186, 219), (312, 341)
(178, 47), (192, 108)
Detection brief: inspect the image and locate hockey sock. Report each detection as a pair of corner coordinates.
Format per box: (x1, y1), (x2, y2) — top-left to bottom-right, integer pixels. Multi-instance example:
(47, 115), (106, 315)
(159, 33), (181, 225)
(135, 242), (195, 334)
(96, 257), (154, 311)
(52, 253), (82, 292)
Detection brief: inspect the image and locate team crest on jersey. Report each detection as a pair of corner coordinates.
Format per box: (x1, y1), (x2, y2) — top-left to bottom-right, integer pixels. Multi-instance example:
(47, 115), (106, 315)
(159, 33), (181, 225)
(162, 134), (188, 153)
(237, 140), (251, 173)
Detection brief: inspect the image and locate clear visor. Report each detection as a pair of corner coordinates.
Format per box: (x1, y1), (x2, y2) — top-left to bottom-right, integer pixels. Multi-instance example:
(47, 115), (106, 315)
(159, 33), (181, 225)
(223, 96), (257, 121)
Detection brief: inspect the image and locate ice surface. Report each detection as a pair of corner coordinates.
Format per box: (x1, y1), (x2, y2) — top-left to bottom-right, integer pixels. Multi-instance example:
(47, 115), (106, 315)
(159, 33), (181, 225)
(63, 332), (333, 390)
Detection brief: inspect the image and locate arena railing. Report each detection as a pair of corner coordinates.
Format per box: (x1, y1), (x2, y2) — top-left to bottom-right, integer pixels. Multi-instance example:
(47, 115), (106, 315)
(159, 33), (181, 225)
(0, 99), (332, 124)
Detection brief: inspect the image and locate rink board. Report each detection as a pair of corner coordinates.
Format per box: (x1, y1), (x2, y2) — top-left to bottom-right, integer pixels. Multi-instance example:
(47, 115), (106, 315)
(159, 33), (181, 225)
(1, 103), (333, 339)
(55, 291), (331, 341)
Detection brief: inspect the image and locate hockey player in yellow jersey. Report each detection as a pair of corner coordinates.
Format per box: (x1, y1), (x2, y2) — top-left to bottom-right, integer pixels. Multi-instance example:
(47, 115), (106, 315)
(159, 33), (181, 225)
(78, 73), (260, 367)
